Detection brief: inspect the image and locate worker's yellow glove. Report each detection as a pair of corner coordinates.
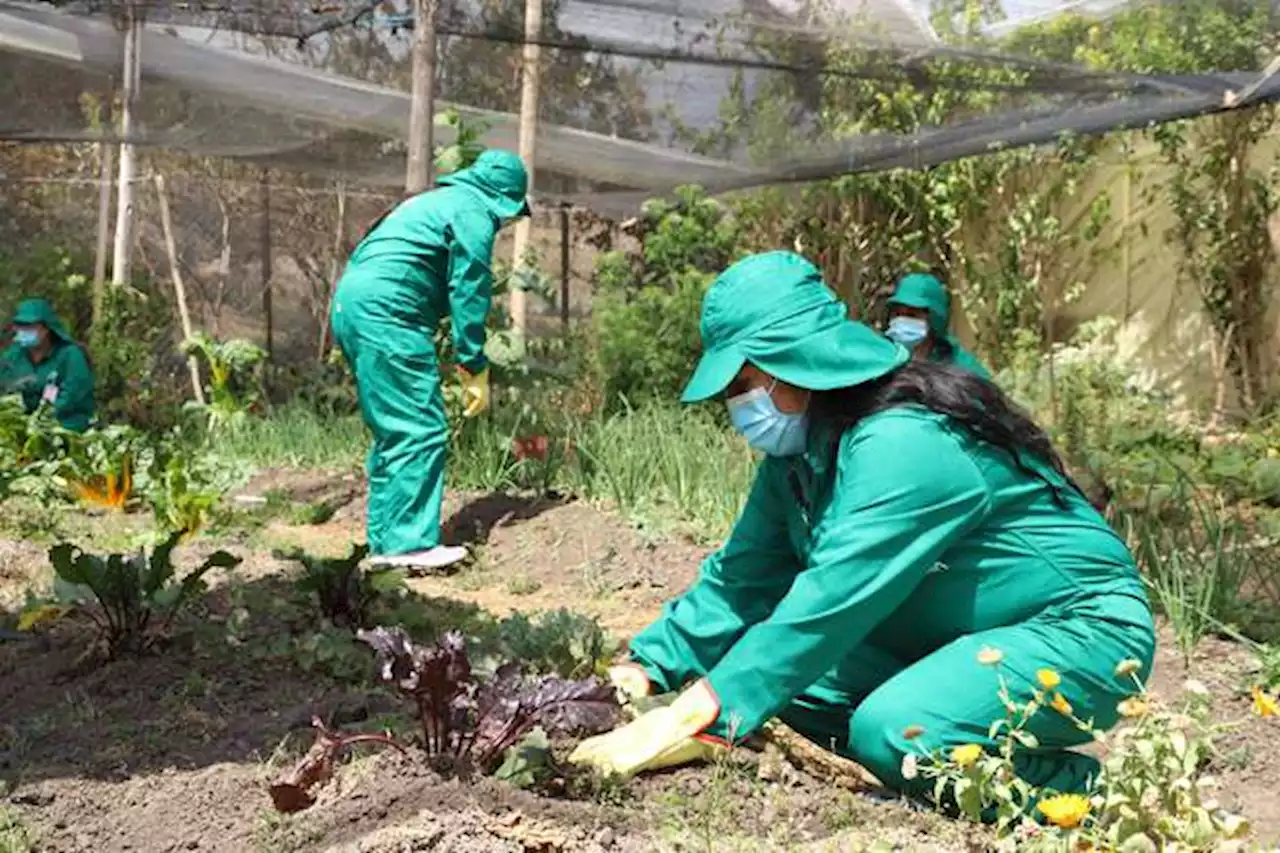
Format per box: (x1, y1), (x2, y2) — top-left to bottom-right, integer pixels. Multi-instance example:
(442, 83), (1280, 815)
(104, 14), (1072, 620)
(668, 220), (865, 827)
(569, 679), (728, 778)
(607, 663), (652, 701)
(459, 367), (490, 418)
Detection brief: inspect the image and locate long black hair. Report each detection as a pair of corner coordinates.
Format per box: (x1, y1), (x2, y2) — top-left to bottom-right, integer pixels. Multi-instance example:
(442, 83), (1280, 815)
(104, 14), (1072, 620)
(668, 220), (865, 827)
(812, 360), (1085, 507)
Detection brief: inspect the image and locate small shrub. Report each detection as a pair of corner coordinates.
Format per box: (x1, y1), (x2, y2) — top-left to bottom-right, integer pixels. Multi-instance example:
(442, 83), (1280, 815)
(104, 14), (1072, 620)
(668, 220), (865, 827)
(20, 530), (241, 658)
(911, 650), (1256, 852)
(275, 543), (401, 630)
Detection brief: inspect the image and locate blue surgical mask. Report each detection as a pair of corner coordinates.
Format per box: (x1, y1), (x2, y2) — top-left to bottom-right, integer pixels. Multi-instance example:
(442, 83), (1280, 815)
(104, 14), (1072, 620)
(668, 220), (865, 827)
(886, 316), (929, 347)
(14, 329), (39, 349)
(727, 380), (809, 457)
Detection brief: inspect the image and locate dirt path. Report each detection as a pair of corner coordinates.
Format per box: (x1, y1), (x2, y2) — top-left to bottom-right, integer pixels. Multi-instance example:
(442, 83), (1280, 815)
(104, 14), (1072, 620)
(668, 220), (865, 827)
(1, 481), (1277, 851)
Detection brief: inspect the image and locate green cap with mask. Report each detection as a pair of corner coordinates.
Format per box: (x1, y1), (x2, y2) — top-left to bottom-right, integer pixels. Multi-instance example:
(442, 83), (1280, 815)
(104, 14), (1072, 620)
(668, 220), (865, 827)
(10, 298), (74, 344)
(681, 251), (909, 403)
(887, 273), (951, 335)
(437, 149), (532, 221)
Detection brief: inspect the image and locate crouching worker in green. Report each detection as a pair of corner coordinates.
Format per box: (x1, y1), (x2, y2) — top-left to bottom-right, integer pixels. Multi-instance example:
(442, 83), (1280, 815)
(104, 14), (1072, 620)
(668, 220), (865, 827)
(570, 251), (1155, 815)
(886, 272), (990, 379)
(0, 299), (95, 432)
(330, 150), (531, 571)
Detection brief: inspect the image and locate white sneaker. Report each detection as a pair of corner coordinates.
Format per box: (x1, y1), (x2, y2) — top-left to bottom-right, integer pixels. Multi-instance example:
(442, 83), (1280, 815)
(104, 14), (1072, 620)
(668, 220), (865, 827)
(367, 545), (469, 571)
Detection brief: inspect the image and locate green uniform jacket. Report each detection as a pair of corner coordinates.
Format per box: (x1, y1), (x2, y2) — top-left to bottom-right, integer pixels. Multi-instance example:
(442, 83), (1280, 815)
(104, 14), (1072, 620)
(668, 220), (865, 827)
(0, 301), (95, 432)
(627, 407), (1152, 746)
(337, 151), (529, 373)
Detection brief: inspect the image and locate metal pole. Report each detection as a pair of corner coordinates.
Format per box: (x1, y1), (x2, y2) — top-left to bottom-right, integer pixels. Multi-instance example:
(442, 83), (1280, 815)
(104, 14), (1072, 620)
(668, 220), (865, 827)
(509, 0), (544, 341)
(405, 0), (439, 194)
(110, 5), (141, 287)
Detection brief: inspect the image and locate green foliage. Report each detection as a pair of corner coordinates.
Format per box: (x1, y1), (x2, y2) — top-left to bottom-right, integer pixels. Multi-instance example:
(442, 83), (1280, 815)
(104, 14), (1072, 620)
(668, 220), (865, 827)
(917, 654), (1250, 851)
(487, 608), (620, 679)
(275, 543), (404, 629)
(182, 333), (267, 433)
(589, 186), (744, 407)
(24, 530), (241, 658)
(433, 108), (489, 175)
(0, 805), (36, 853)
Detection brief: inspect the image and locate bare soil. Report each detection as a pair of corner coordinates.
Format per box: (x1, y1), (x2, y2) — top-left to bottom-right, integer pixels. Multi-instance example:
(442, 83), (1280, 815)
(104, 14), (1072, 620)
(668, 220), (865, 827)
(1, 476), (1277, 852)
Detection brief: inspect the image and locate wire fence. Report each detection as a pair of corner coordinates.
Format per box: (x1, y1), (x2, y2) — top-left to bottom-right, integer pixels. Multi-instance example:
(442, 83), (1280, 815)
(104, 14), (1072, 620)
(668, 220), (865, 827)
(0, 157), (613, 364)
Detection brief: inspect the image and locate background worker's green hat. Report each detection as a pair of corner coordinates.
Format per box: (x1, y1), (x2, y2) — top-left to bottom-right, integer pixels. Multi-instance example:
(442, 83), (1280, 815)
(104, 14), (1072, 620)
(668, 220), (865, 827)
(438, 149), (532, 220)
(681, 251), (909, 403)
(887, 272), (950, 335)
(10, 298), (73, 343)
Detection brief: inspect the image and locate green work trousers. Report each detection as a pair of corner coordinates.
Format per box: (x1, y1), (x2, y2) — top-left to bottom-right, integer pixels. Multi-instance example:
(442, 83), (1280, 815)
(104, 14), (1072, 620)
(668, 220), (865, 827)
(331, 302), (448, 557)
(775, 603), (1153, 800)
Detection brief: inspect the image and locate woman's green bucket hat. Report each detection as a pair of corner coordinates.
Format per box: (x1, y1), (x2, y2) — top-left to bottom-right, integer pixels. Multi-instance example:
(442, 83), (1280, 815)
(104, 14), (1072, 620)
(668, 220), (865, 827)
(681, 251), (909, 403)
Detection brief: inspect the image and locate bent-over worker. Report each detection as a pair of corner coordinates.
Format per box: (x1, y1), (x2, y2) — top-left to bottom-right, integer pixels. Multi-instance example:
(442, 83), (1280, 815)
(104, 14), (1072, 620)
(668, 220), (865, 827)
(885, 272), (990, 379)
(0, 298), (95, 432)
(571, 251), (1155, 812)
(330, 149), (531, 571)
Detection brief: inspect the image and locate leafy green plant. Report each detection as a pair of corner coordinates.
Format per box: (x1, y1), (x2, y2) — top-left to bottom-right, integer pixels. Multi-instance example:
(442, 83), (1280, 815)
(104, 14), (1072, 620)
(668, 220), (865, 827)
(21, 530), (241, 658)
(181, 333), (267, 433)
(589, 186), (743, 408)
(490, 608), (619, 679)
(275, 544), (403, 629)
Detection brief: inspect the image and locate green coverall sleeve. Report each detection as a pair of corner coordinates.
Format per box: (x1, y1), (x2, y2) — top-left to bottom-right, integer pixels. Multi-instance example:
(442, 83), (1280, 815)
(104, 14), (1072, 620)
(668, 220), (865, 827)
(626, 458), (803, 694)
(52, 345), (95, 432)
(701, 413), (992, 740)
(445, 208), (498, 374)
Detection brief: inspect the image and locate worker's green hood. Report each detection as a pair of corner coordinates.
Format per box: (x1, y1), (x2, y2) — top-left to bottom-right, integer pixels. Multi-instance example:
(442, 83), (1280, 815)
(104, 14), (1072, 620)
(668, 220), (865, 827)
(888, 273), (951, 335)
(437, 149), (531, 221)
(682, 251), (909, 403)
(10, 298), (74, 344)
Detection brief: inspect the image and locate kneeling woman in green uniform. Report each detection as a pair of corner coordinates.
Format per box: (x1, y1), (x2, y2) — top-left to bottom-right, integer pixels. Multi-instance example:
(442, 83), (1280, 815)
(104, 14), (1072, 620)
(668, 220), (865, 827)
(330, 150), (530, 571)
(571, 251), (1155, 810)
(0, 298), (95, 432)
(886, 272), (990, 379)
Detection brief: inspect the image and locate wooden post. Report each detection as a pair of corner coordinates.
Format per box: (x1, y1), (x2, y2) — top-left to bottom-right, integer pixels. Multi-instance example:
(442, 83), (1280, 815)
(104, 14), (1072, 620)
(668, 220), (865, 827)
(110, 5), (141, 287)
(559, 204), (570, 329)
(260, 170), (274, 362)
(92, 140), (114, 324)
(1120, 162), (1132, 330)
(405, 0), (439, 194)
(509, 0), (544, 342)
(318, 182), (348, 360)
(153, 173), (206, 405)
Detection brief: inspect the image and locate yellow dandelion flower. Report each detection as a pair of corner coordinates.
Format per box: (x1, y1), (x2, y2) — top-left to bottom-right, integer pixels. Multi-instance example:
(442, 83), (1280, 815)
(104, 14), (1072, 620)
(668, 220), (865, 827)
(1037, 669), (1062, 690)
(1117, 697), (1148, 718)
(951, 744), (984, 768)
(1114, 659), (1142, 678)
(1252, 686), (1279, 718)
(977, 647), (1004, 666)
(1037, 793), (1091, 829)
(902, 724), (925, 740)
(1050, 693), (1073, 715)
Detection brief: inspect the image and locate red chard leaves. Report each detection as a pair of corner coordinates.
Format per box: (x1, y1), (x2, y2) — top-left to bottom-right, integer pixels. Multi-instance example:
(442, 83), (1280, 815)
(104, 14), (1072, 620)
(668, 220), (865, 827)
(356, 626), (621, 770)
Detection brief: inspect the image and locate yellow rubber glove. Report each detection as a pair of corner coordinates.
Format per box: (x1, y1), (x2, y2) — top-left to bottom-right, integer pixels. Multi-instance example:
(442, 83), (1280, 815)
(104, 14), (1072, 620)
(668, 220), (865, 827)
(607, 663), (652, 701)
(569, 679), (728, 778)
(459, 367), (490, 418)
